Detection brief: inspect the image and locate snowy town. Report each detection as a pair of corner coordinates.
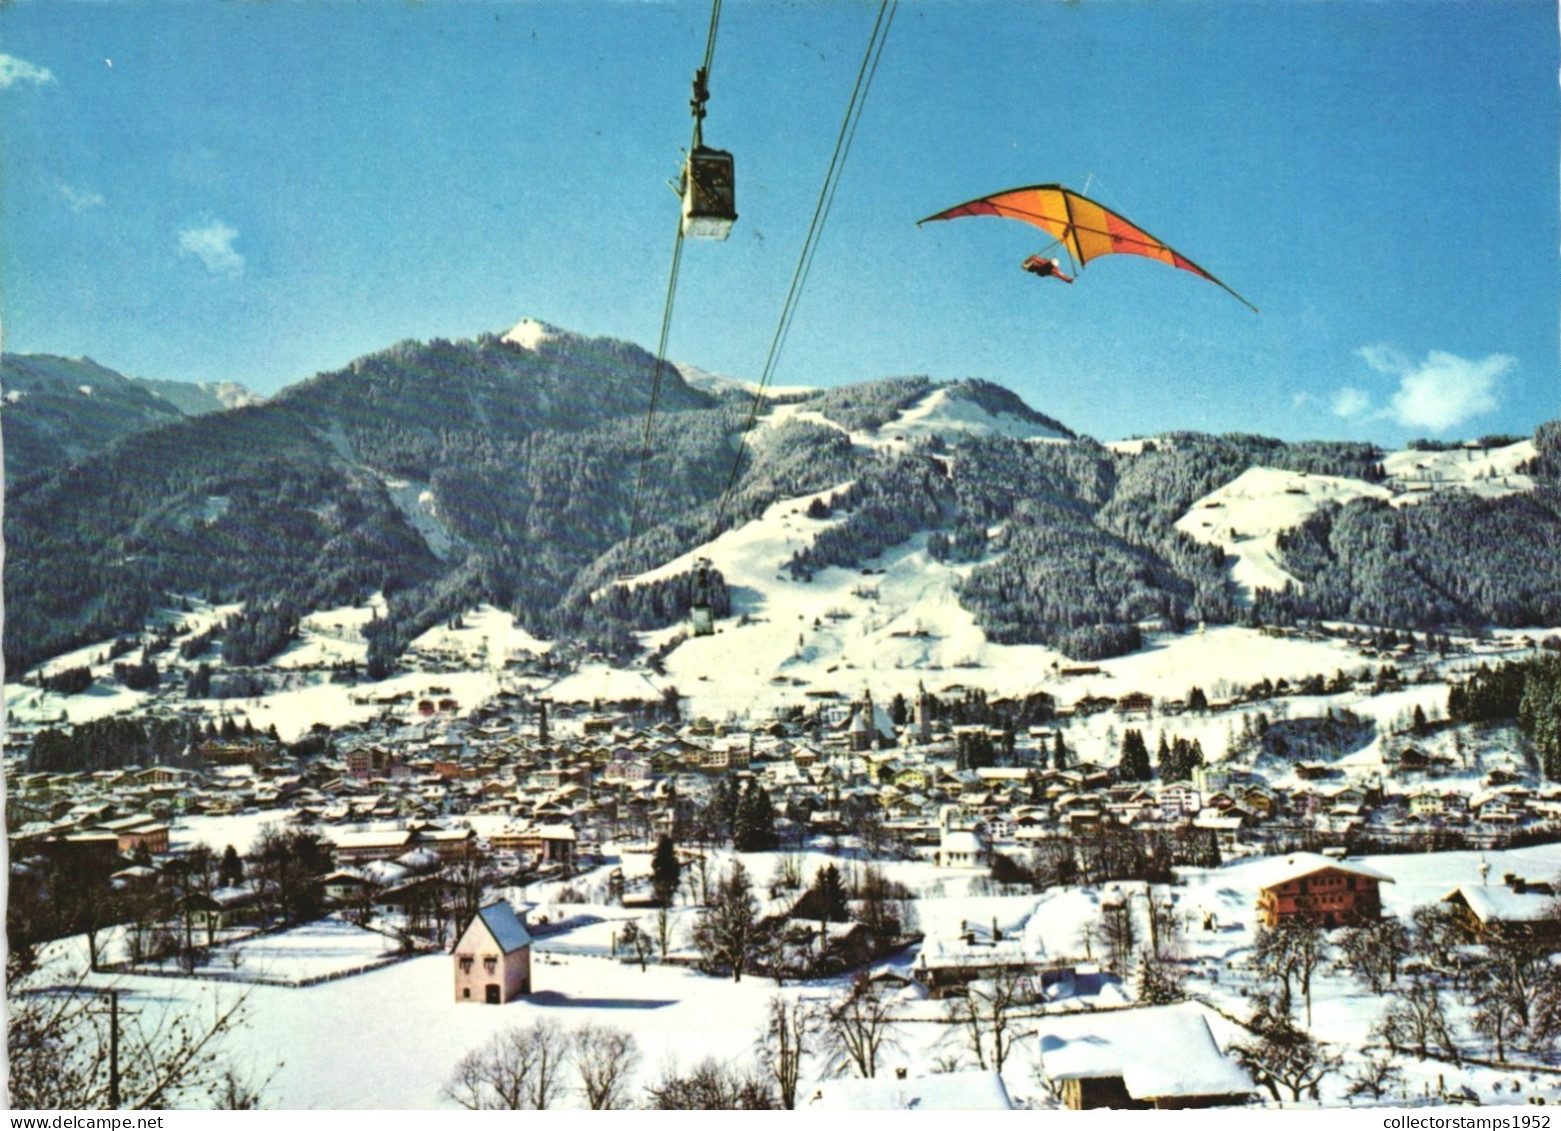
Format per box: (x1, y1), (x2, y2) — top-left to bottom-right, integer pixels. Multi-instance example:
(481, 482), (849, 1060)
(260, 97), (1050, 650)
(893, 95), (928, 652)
(6, 599), (1561, 1109)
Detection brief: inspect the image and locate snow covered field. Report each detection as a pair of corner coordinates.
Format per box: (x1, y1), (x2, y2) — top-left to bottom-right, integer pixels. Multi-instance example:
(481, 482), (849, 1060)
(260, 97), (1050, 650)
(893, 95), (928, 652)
(32, 841), (1561, 1110)
(124, 919), (405, 986)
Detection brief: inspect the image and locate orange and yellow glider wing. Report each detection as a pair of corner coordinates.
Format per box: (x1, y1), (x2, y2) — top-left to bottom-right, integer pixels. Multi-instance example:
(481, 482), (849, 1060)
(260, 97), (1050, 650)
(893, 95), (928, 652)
(918, 183), (1256, 312)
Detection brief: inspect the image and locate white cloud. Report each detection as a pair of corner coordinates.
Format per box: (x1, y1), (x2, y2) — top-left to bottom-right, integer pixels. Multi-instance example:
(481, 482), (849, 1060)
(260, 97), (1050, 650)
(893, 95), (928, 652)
(1331, 387), (1371, 418)
(58, 183), (106, 213)
(1353, 342), (1512, 433)
(177, 219), (244, 276)
(1354, 343), (1408, 377)
(0, 53), (56, 89)
(1388, 351), (1510, 432)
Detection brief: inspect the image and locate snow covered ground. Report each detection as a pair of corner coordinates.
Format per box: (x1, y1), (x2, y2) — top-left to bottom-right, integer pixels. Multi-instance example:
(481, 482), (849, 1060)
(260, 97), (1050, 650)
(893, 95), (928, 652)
(1172, 441), (1539, 607)
(1176, 468), (1392, 602)
(124, 919), (405, 986)
(4, 429), (1551, 741)
(1382, 440), (1537, 498)
(28, 839), (1560, 1109)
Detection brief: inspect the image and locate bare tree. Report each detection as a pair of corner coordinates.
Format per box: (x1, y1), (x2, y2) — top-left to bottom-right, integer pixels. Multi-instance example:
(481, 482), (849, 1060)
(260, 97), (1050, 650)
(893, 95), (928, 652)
(572, 1022), (640, 1110)
(1464, 934), (1545, 1062)
(211, 1063), (277, 1110)
(1469, 933), (1544, 1032)
(1143, 888), (1183, 961)
(1372, 973), (1458, 1062)
(757, 995), (818, 1110)
(1230, 991), (1343, 1103)
(645, 1057), (777, 1109)
(1408, 903), (1464, 971)
(618, 920), (654, 972)
(346, 875), (382, 929)
(690, 852), (712, 906)
(6, 956), (260, 1110)
(525, 1017), (569, 1108)
(1469, 975), (1525, 1064)
(445, 852), (488, 926)
(1097, 897), (1136, 973)
(944, 966), (1028, 1073)
(1338, 914), (1410, 994)
(1254, 915), (1329, 1025)
(444, 1031), (528, 1110)
(855, 865), (915, 954)
(442, 1019), (569, 1109)
(655, 904), (674, 960)
(1342, 1052), (1404, 1103)
(820, 974), (903, 1079)
(775, 848), (806, 891)
(1530, 964), (1561, 1053)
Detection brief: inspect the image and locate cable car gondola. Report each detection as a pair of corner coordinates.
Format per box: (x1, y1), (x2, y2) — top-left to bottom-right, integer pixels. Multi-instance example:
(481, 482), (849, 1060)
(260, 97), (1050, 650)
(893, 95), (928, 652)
(680, 67), (736, 241)
(690, 558), (715, 636)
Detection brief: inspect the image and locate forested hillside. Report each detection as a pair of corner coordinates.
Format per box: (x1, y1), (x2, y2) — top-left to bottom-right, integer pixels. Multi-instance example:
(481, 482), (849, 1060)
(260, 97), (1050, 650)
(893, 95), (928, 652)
(6, 323), (1558, 677)
(0, 354), (264, 490)
(1255, 421), (1561, 631)
(1, 354), (186, 488)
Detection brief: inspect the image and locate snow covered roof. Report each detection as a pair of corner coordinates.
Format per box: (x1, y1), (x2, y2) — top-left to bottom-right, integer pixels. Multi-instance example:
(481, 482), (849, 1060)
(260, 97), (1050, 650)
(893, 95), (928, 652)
(845, 699), (896, 739)
(395, 847), (442, 870)
(1038, 1004), (1253, 1101)
(330, 829), (414, 850)
(940, 830), (985, 854)
(1445, 883), (1558, 924)
(1248, 851), (1394, 890)
(474, 901), (532, 954)
(807, 1070), (1012, 1110)
(362, 860), (411, 886)
(544, 664), (663, 705)
(919, 929), (1036, 970)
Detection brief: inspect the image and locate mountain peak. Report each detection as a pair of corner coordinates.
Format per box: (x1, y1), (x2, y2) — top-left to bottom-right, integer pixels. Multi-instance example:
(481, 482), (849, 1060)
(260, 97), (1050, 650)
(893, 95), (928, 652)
(501, 318), (561, 351)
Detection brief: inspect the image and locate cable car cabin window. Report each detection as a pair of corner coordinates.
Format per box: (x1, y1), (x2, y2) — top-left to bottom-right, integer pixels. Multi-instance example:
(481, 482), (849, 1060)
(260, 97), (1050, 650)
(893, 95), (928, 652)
(682, 147), (736, 240)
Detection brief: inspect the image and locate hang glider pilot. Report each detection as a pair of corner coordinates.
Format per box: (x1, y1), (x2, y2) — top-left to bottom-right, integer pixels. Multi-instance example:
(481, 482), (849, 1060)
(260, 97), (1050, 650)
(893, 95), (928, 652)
(1022, 254), (1074, 283)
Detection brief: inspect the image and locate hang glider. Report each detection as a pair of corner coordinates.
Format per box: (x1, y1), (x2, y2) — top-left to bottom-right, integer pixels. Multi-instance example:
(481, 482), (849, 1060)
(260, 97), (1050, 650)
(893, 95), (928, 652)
(918, 183), (1257, 312)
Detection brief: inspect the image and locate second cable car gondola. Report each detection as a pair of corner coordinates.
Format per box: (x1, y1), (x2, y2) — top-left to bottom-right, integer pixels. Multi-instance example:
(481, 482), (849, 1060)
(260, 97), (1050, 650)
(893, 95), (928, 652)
(689, 558), (716, 636)
(680, 66), (736, 241)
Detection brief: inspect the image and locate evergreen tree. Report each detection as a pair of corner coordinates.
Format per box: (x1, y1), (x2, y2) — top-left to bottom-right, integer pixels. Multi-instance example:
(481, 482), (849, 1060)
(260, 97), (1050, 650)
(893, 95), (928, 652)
(650, 835), (681, 907)
(708, 778), (738, 844)
(1052, 730), (1068, 770)
(1119, 728), (1152, 782)
(734, 781), (777, 852)
(218, 845), (244, 888)
(1518, 655), (1561, 781)
(692, 860), (760, 982)
(186, 662), (212, 699)
(797, 864), (849, 927)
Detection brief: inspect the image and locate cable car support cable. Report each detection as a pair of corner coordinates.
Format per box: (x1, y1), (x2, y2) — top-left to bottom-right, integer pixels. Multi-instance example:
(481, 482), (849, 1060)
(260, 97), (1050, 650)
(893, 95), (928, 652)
(624, 0), (725, 564)
(714, 0), (898, 530)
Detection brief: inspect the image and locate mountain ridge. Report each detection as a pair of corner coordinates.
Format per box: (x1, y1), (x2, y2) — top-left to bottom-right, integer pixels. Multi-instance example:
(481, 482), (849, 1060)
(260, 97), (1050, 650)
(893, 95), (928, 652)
(5, 323), (1558, 682)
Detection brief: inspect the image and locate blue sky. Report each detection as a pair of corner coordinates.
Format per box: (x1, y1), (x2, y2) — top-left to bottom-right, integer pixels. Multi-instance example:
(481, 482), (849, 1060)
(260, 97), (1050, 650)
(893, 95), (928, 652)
(2, 0), (1556, 445)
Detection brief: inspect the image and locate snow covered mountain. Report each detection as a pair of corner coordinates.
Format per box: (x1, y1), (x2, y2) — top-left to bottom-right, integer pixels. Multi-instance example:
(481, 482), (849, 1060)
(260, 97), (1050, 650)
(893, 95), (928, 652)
(5, 320), (1558, 689)
(126, 374), (265, 415)
(0, 353), (264, 486)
